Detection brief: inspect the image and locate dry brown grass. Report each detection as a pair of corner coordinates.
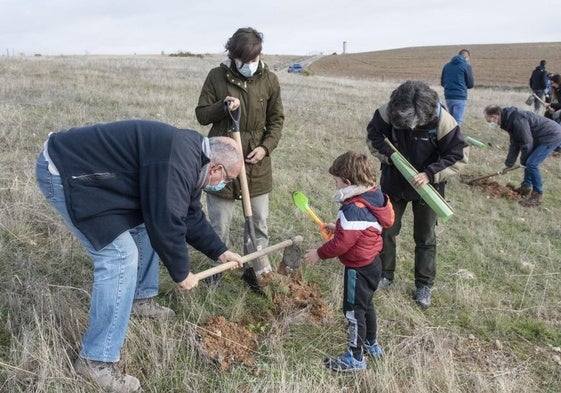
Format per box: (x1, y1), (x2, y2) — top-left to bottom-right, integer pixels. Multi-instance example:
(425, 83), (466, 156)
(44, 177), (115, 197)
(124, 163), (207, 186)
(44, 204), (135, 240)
(1, 45), (561, 392)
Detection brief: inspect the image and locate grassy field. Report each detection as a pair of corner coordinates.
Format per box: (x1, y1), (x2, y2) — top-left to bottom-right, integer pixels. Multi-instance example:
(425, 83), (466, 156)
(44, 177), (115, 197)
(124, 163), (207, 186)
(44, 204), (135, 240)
(1, 44), (561, 392)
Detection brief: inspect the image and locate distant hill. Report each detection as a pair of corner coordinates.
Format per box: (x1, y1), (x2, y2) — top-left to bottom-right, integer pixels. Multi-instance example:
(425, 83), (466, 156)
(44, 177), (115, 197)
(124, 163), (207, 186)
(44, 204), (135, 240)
(308, 42), (561, 89)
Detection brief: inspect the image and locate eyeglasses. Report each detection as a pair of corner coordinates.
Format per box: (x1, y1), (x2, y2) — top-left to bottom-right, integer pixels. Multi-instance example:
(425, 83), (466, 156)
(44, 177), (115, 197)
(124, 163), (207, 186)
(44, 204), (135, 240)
(220, 166), (234, 183)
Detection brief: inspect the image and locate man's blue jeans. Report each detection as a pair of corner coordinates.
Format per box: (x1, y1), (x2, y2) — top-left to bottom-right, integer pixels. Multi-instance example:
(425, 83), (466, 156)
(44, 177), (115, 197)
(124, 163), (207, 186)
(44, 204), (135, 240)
(36, 152), (159, 362)
(522, 142), (561, 194)
(445, 99), (467, 126)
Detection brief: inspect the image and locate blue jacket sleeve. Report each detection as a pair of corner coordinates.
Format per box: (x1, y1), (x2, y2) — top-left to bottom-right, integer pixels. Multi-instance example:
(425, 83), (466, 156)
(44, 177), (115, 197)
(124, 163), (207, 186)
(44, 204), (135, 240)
(465, 64), (474, 89)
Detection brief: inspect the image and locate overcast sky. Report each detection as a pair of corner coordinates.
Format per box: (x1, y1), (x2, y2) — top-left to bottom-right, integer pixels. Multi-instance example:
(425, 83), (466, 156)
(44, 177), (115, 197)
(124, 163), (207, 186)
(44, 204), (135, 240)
(1, 0), (558, 56)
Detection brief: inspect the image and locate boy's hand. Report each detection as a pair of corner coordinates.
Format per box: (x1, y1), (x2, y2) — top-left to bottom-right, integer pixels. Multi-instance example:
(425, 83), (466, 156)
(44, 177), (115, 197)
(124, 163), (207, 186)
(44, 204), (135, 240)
(304, 249), (320, 265)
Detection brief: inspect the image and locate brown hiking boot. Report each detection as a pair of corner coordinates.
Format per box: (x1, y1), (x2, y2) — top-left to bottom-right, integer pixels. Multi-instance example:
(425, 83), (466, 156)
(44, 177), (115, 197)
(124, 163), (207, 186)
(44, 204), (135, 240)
(519, 191), (543, 207)
(131, 297), (175, 319)
(514, 184), (532, 197)
(73, 357), (140, 393)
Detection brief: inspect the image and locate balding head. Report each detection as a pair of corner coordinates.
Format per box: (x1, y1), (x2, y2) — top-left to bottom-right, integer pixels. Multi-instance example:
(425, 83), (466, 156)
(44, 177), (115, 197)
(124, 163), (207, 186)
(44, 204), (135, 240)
(208, 137), (243, 178)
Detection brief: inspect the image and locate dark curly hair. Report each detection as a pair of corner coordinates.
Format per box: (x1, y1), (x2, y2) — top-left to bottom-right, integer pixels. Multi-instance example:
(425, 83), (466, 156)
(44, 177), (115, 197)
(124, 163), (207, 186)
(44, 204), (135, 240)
(225, 27), (263, 63)
(387, 80), (440, 130)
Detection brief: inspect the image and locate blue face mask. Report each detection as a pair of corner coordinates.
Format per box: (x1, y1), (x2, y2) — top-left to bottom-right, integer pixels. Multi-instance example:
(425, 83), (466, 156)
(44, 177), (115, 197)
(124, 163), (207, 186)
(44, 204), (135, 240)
(235, 59), (259, 77)
(205, 180), (228, 192)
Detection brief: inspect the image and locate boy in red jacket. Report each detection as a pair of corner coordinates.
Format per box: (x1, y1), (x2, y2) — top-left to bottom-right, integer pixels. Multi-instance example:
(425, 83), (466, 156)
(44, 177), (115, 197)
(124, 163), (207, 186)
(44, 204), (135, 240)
(305, 151), (395, 372)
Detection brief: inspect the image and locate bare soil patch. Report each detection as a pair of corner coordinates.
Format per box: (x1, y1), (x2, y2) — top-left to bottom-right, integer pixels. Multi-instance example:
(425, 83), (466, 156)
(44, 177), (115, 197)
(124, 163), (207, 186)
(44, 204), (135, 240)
(461, 175), (521, 200)
(309, 42), (561, 88)
(272, 276), (329, 322)
(195, 275), (329, 371)
(196, 316), (259, 371)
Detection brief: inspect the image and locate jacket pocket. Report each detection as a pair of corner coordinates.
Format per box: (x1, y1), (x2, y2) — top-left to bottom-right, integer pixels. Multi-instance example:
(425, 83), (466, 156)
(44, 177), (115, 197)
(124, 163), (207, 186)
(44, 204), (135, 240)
(67, 172), (138, 221)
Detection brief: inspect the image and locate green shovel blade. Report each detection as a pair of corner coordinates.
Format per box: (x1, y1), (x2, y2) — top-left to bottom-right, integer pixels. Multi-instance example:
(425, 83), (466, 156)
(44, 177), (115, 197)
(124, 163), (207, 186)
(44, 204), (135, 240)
(292, 191), (309, 213)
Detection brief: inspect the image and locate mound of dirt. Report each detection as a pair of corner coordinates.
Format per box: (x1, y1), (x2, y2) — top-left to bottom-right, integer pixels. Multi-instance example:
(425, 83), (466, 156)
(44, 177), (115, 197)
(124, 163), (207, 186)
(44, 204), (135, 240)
(272, 277), (330, 322)
(461, 176), (521, 200)
(194, 274), (329, 371)
(195, 316), (259, 371)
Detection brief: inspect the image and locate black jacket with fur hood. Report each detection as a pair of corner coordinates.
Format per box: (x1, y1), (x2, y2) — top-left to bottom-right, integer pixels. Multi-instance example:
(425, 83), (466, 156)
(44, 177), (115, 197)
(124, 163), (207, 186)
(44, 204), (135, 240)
(366, 104), (468, 201)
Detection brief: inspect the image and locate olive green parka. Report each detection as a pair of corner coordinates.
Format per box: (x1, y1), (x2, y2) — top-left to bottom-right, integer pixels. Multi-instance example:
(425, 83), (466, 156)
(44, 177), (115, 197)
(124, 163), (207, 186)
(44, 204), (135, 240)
(195, 59), (284, 199)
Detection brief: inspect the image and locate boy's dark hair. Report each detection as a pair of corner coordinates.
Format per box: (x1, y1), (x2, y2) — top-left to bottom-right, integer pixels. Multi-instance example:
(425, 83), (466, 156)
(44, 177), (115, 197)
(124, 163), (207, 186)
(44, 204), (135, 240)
(540, 60), (546, 67)
(458, 49), (470, 58)
(329, 151), (377, 187)
(551, 74), (561, 85)
(387, 80), (439, 130)
(483, 105), (502, 116)
(225, 27), (263, 63)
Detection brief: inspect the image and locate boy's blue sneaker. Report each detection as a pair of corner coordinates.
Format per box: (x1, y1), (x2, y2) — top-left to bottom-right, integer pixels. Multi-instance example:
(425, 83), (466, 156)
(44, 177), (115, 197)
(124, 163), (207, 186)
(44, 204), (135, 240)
(364, 340), (383, 359)
(324, 350), (366, 372)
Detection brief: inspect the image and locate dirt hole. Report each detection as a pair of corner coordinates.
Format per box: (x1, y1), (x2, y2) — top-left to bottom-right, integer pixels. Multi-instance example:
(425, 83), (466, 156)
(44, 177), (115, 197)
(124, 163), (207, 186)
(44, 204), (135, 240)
(195, 274), (329, 371)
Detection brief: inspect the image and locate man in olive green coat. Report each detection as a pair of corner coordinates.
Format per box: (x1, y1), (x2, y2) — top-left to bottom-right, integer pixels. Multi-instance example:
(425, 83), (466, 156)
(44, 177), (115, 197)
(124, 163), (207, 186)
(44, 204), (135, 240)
(195, 27), (284, 291)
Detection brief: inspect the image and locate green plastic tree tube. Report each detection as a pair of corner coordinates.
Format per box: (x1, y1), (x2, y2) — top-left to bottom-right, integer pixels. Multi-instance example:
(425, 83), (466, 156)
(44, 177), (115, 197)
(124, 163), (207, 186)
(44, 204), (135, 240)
(390, 151), (454, 222)
(465, 136), (486, 148)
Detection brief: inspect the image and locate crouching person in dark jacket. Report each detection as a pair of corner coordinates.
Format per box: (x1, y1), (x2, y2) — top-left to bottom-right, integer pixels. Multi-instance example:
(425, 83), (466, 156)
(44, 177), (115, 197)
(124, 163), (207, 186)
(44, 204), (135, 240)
(366, 80), (468, 309)
(484, 105), (561, 207)
(36, 120), (243, 392)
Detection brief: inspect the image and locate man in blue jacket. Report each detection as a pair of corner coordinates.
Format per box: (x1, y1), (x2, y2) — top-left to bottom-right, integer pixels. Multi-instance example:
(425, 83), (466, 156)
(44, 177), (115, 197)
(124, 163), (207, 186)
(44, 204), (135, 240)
(36, 120), (243, 392)
(441, 49), (475, 126)
(484, 105), (561, 207)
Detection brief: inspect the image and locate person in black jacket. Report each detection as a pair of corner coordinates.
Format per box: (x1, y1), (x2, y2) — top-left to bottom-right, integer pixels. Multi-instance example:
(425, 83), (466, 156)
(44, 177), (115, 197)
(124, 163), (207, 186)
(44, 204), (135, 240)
(530, 60), (548, 112)
(484, 105), (561, 207)
(36, 120), (243, 392)
(366, 81), (468, 309)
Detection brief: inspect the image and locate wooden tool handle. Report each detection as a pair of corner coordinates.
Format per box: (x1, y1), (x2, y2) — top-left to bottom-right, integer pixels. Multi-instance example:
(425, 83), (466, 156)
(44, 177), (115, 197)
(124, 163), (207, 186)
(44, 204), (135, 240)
(231, 131), (253, 217)
(194, 236), (303, 281)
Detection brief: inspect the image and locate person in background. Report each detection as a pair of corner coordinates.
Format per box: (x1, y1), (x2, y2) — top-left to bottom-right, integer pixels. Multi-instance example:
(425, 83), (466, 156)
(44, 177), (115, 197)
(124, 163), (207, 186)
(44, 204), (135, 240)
(529, 60), (548, 113)
(545, 72), (554, 102)
(483, 105), (561, 207)
(440, 49), (474, 126)
(36, 120), (243, 393)
(195, 27), (284, 291)
(544, 74), (561, 124)
(305, 151), (394, 372)
(366, 80), (468, 309)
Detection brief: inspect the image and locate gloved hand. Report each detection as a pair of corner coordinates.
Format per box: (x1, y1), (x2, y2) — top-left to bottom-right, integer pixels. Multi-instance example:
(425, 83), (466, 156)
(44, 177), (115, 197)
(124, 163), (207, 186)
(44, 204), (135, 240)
(500, 166), (511, 174)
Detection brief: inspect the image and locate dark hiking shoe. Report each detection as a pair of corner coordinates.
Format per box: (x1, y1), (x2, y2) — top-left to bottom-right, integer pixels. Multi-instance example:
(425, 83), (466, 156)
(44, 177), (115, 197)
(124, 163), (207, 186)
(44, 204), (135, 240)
(204, 272), (222, 287)
(377, 277), (393, 289)
(415, 285), (432, 309)
(73, 357), (140, 393)
(514, 185), (532, 197)
(131, 297), (175, 319)
(241, 268), (265, 295)
(519, 191), (543, 207)
(324, 350), (366, 372)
